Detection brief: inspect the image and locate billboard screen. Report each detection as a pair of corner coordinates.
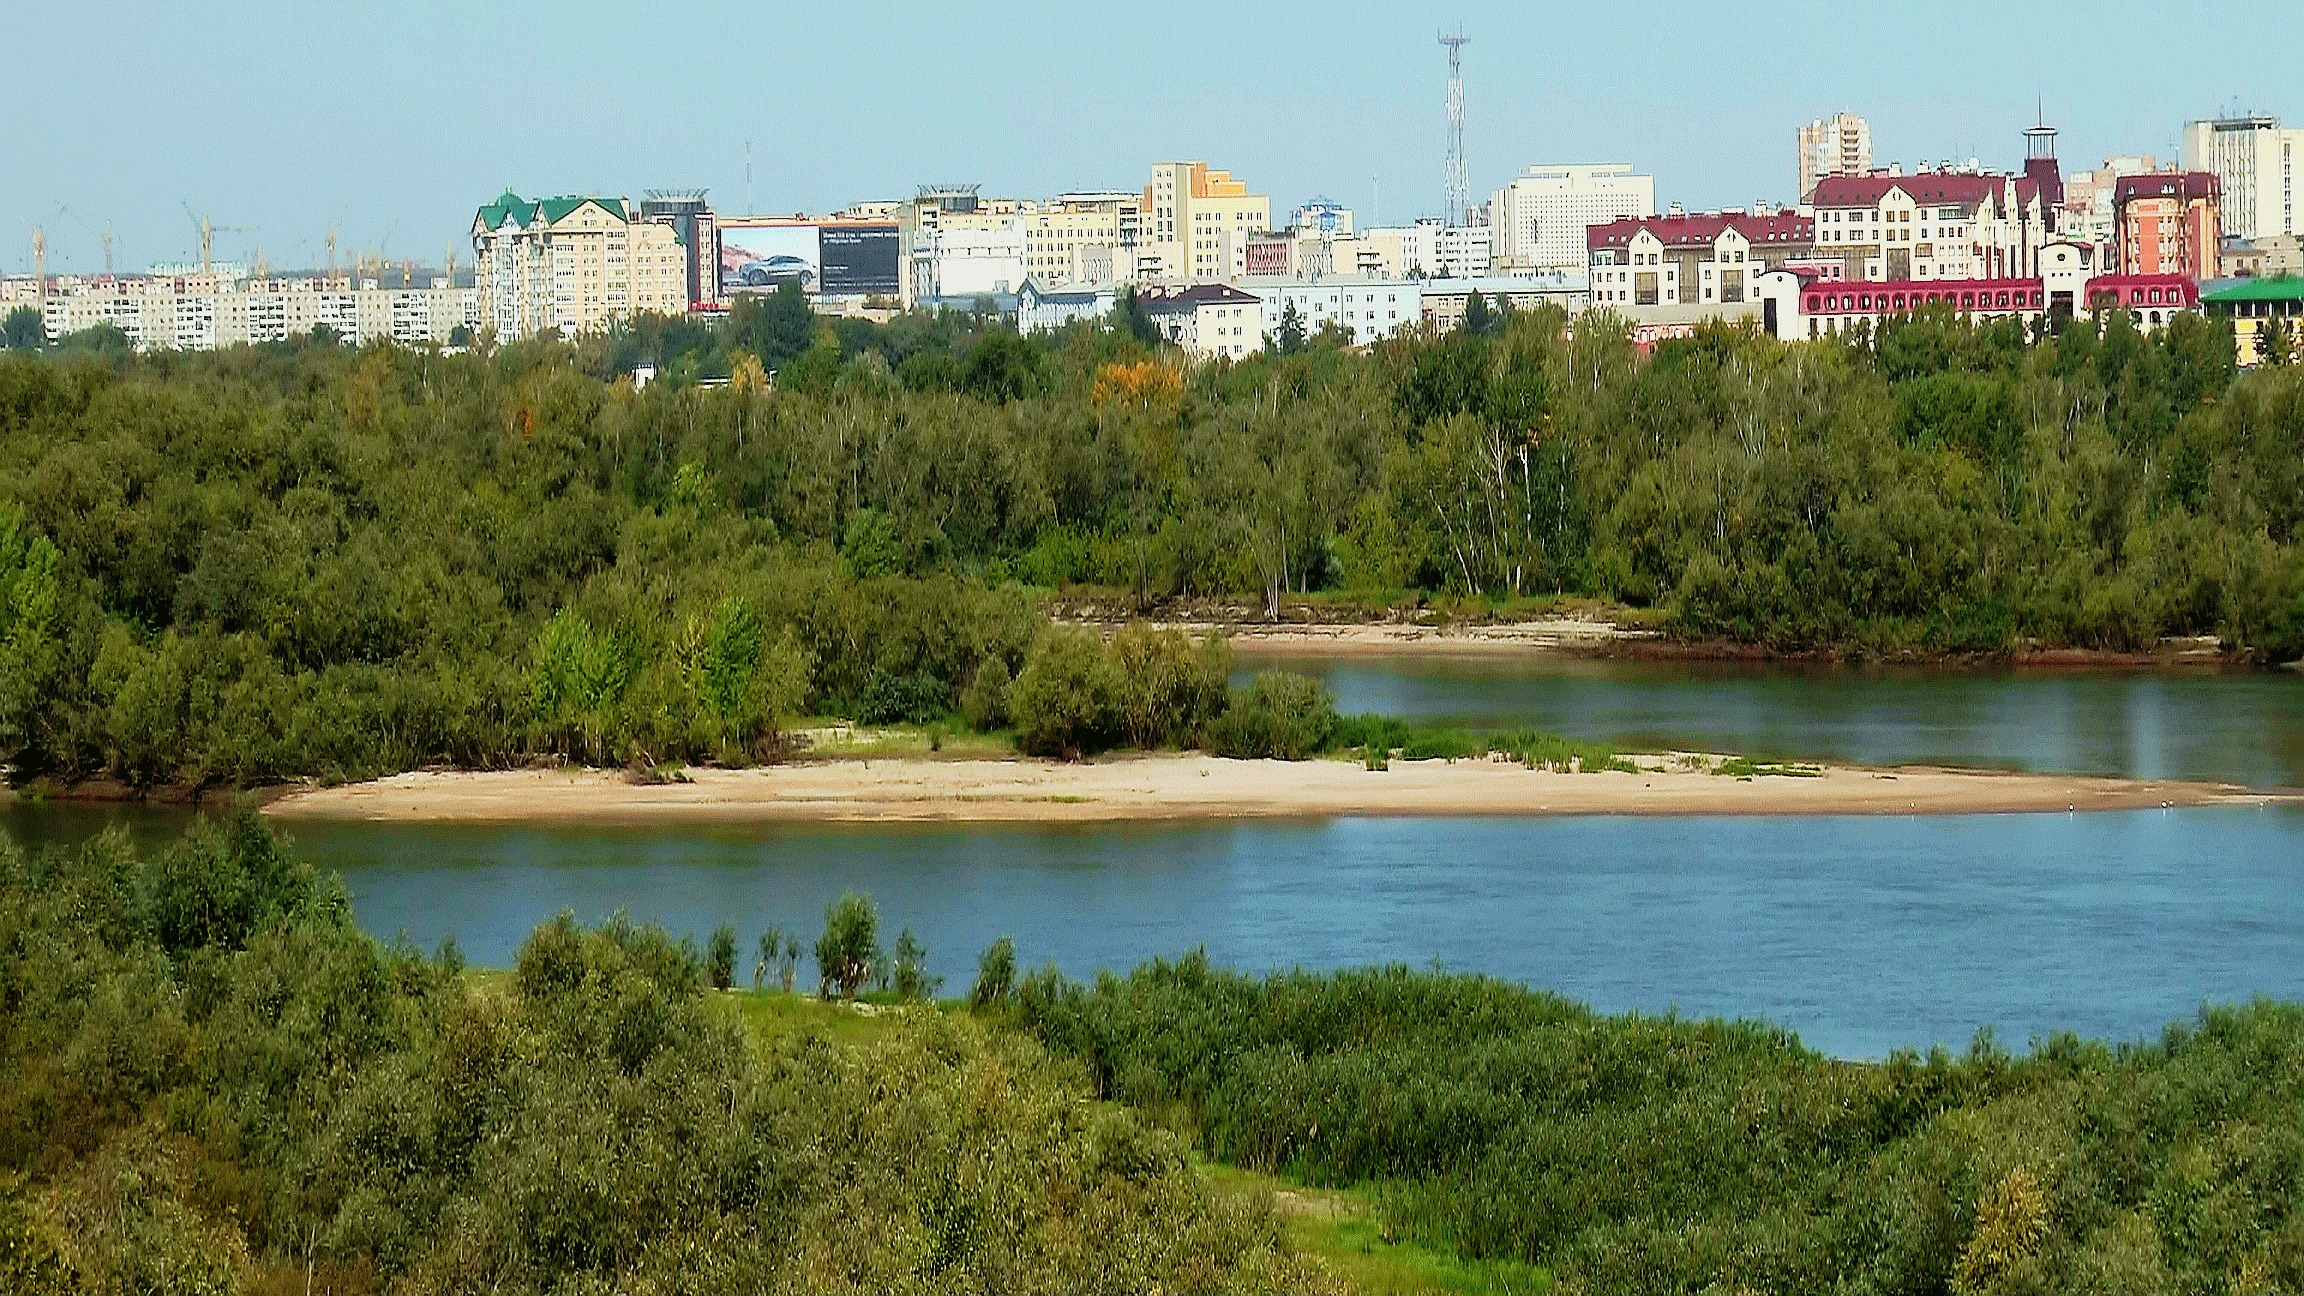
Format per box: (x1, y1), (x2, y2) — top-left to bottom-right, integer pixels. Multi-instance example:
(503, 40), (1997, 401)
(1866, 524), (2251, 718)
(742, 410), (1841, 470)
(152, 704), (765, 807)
(818, 223), (900, 297)
(719, 220), (820, 294)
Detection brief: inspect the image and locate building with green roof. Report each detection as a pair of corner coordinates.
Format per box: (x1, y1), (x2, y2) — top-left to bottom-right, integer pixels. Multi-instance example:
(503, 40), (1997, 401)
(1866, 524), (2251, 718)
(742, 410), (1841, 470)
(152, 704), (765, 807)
(2202, 275), (2304, 365)
(469, 190), (685, 340)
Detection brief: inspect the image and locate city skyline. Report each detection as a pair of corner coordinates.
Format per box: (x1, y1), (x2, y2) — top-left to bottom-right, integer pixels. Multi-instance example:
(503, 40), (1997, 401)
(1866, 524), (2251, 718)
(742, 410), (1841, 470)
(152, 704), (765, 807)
(8, 0), (2302, 275)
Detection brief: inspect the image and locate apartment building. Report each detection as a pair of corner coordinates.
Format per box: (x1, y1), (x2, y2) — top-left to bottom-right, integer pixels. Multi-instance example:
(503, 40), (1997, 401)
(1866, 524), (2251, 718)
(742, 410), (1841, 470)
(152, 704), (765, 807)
(1808, 167), (2055, 282)
(1765, 242), (2198, 341)
(2182, 116), (2303, 241)
(2112, 172), (2220, 278)
(1489, 164), (1654, 272)
(2222, 234), (2303, 279)
(1797, 112), (1872, 201)
(899, 184), (1029, 304)
(1380, 219), (1493, 279)
(470, 191), (687, 340)
(1141, 162), (1270, 283)
(1243, 278), (1420, 346)
(1587, 208), (1815, 308)
(1019, 191), (1140, 288)
(1138, 283), (1262, 359)
(35, 273), (477, 350)
(2061, 156), (2163, 260)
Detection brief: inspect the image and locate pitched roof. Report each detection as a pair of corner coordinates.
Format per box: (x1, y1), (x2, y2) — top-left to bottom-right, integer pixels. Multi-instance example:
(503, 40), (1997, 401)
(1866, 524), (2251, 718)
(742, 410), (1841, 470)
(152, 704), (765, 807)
(2203, 275), (2304, 303)
(1587, 210), (1813, 252)
(2112, 172), (2219, 204)
(1138, 283), (1260, 310)
(473, 191), (630, 230)
(1810, 173), (2005, 208)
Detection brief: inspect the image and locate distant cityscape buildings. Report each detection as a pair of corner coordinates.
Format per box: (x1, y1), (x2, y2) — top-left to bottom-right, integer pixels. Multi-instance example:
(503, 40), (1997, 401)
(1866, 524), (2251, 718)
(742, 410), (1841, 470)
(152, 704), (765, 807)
(1797, 112), (1873, 202)
(6, 86), (2301, 367)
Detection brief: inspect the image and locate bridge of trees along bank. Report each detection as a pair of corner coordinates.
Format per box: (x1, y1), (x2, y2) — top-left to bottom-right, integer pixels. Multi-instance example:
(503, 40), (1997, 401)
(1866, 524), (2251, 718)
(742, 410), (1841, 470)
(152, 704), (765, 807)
(1, 290), (2300, 789)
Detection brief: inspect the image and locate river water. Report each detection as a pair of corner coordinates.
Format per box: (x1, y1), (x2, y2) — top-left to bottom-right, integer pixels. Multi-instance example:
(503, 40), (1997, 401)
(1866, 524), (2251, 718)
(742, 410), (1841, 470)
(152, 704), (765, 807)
(8, 655), (2303, 1060)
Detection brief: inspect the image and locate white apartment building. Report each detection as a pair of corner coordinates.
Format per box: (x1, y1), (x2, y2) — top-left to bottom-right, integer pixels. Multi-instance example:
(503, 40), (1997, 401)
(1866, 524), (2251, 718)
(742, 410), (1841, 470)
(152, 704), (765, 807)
(1381, 219), (1493, 279)
(2061, 155), (2164, 259)
(1138, 283), (1262, 359)
(1808, 168), (2055, 282)
(1587, 209), (1816, 309)
(35, 274), (477, 351)
(1797, 112), (1872, 201)
(470, 191), (687, 340)
(1142, 162), (1271, 283)
(2182, 116), (2302, 241)
(914, 218), (1026, 301)
(1016, 279), (1118, 333)
(1243, 278), (1420, 346)
(1489, 164), (1655, 272)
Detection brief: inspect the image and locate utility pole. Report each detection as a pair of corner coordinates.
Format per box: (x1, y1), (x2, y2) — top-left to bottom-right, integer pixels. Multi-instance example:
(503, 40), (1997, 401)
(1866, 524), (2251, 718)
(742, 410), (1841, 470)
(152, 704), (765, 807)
(1440, 30), (1470, 227)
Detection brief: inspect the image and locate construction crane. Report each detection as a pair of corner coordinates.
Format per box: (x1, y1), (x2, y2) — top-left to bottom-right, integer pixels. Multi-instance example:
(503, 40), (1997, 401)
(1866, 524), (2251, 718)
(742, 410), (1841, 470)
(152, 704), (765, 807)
(180, 202), (256, 275)
(54, 205), (116, 278)
(27, 224), (45, 296)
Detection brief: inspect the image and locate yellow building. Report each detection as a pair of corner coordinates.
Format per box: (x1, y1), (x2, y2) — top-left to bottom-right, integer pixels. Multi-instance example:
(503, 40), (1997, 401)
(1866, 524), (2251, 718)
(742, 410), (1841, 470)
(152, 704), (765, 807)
(1020, 191), (1141, 287)
(471, 191), (687, 340)
(1143, 162), (1270, 283)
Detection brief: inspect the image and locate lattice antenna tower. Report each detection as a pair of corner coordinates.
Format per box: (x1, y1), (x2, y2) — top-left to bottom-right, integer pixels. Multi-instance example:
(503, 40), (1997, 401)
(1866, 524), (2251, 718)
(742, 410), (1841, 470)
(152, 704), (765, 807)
(1440, 30), (1470, 227)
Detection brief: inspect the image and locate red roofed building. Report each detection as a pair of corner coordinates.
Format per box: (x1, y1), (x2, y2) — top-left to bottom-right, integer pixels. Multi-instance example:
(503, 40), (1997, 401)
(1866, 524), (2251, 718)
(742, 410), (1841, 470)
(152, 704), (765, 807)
(2112, 172), (2220, 279)
(1809, 167), (2054, 284)
(1757, 241), (2201, 342)
(1585, 208), (1814, 309)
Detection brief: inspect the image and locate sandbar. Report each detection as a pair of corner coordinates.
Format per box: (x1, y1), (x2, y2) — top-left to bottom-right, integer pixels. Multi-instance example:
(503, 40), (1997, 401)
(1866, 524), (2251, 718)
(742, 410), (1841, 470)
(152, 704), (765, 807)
(262, 754), (2273, 825)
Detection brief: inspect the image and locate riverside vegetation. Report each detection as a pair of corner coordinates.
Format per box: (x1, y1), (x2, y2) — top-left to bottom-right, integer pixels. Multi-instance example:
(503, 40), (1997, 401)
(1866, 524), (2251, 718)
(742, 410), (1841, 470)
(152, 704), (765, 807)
(2, 287), (2302, 793)
(7, 816), (2301, 1295)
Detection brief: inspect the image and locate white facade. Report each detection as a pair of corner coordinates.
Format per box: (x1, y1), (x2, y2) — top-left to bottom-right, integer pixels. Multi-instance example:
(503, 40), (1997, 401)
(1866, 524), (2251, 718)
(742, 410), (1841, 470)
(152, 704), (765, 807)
(1797, 112), (1872, 201)
(1016, 279), (1116, 333)
(915, 217), (1026, 300)
(1809, 170), (2052, 282)
(1244, 279), (1420, 346)
(1373, 219), (1493, 279)
(1489, 164), (1655, 272)
(1140, 285), (1263, 359)
(2182, 116), (2302, 241)
(36, 275), (478, 351)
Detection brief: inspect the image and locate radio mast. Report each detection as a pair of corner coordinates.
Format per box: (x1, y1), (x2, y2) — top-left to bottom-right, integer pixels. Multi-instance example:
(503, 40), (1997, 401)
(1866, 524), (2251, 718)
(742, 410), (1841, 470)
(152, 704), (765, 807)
(1440, 31), (1470, 226)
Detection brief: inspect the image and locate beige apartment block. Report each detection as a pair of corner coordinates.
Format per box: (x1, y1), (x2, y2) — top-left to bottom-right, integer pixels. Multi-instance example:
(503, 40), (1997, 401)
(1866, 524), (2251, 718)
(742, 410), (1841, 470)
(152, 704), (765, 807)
(1143, 162), (1271, 283)
(471, 191), (687, 340)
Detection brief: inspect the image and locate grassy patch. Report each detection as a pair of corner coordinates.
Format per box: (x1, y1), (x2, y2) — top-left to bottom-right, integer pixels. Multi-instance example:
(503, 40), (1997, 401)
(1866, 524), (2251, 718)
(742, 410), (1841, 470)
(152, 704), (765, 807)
(1713, 756), (1823, 779)
(1201, 1162), (1552, 1295)
(790, 719), (1016, 760)
(1331, 716), (1636, 773)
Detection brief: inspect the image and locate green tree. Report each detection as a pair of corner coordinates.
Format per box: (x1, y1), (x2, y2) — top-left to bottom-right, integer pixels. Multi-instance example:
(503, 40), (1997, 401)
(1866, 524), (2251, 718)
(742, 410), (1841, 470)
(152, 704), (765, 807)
(1462, 289), (1494, 336)
(842, 508), (903, 579)
(814, 891), (880, 998)
(890, 928), (938, 1001)
(970, 936), (1017, 1009)
(1, 306), (41, 352)
(1008, 626), (1118, 757)
(706, 923), (737, 990)
(1269, 301), (1308, 356)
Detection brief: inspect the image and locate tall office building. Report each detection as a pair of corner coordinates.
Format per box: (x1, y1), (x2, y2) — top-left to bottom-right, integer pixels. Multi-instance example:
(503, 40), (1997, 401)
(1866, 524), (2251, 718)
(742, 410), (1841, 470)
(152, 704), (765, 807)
(2182, 116), (2303, 240)
(1141, 162), (1271, 283)
(639, 190), (719, 310)
(1798, 112), (1873, 202)
(1488, 164), (1654, 272)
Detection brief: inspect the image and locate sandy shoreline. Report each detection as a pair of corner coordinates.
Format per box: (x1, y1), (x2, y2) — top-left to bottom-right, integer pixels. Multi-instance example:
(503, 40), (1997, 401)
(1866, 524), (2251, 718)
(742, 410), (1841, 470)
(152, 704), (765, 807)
(262, 754), (2273, 825)
(1142, 618), (1643, 655)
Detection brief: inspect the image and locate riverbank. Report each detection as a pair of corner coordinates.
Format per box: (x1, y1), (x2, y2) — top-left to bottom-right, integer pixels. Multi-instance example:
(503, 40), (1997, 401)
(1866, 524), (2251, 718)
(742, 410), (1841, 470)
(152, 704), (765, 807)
(262, 753), (2268, 824)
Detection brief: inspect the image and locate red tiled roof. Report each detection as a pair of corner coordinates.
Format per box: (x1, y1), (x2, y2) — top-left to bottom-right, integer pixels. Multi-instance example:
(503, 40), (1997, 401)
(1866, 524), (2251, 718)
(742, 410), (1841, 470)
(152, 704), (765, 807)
(1586, 210), (1813, 252)
(1810, 172), (2005, 208)
(2112, 172), (2219, 204)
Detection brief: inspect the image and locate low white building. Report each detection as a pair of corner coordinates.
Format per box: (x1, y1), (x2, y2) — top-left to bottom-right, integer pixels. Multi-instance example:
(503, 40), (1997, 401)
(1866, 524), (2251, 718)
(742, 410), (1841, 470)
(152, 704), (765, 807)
(1242, 278), (1420, 346)
(1419, 274), (1590, 330)
(1016, 278), (1116, 333)
(914, 217), (1026, 300)
(1139, 283), (1262, 359)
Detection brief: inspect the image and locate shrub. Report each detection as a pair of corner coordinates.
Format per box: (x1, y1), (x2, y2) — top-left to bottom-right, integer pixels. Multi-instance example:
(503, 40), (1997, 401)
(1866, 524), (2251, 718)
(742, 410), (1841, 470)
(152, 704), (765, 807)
(961, 656), (1012, 730)
(1108, 625), (1230, 748)
(813, 892), (880, 999)
(890, 929), (939, 1002)
(971, 937), (1017, 1009)
(1207, 671), (1337, 760)
(855, 668), (948, 725)
(1008, 627), (1118, 757)
(706, 923), (737, 989)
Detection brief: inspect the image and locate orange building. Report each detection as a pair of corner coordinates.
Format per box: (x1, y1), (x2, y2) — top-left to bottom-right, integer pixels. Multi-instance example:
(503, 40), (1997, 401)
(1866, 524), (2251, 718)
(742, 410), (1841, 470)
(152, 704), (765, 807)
(2113, 172), (2220, 279)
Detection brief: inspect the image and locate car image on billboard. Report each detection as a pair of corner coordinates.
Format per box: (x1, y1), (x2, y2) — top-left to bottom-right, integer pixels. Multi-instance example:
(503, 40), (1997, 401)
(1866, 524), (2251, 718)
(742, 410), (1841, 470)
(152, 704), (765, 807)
(719, 221), (820, 294)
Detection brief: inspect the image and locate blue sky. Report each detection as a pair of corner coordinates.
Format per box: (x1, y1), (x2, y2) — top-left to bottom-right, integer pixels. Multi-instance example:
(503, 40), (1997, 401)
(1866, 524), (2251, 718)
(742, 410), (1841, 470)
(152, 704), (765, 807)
(9, 0), (2299, 274)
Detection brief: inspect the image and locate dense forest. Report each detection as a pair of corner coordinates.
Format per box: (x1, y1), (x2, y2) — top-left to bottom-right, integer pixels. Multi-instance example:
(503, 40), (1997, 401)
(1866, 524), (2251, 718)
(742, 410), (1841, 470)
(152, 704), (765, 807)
(0, 816), (1335, 1294)
(2, 286), (2302, 788)
(1014, 954), (2304, 1296)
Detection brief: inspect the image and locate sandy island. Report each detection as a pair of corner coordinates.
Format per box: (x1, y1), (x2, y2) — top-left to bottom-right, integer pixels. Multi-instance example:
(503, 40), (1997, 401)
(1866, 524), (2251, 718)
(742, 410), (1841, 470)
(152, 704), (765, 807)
(262, 754), (2275, 825)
